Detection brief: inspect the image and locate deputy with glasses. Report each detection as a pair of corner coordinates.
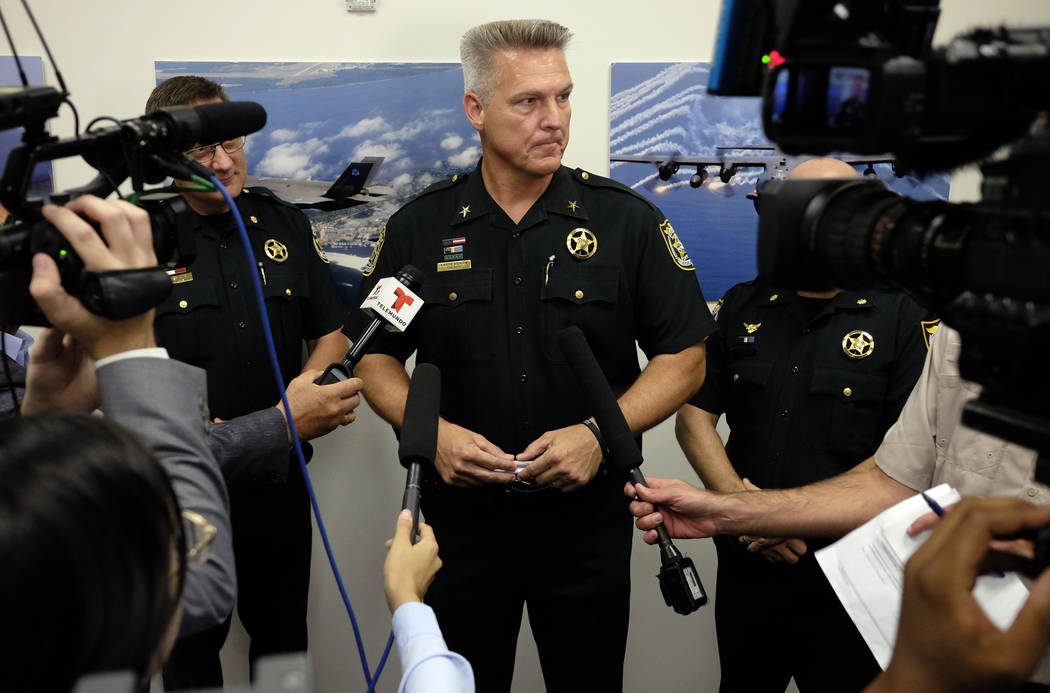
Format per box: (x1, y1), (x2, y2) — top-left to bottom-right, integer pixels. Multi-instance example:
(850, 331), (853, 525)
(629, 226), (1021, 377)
(144, 75), (361, 691)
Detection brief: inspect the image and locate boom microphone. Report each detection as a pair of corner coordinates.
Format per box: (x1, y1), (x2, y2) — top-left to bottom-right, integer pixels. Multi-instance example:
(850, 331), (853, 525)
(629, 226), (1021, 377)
(315, 264), (424, 385)
(556, 325), (708, 615)
(398, 363), (441, 543)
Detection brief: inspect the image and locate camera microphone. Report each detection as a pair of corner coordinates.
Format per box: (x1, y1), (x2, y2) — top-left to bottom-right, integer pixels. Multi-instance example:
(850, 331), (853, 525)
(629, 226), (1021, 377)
(398, 363), (440, 543)
(315, 264), (424, 385)
(556, 325), (708, 615)
(138, 101), (269, 150)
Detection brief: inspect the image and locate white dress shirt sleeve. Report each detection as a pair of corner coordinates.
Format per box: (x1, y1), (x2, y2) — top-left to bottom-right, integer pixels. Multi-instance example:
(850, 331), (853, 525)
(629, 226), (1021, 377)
(393, 602), (474, 693)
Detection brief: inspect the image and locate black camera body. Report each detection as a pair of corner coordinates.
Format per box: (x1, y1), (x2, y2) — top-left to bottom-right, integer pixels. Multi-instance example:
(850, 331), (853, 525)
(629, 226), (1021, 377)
(0, 87), (267, 326)
(711, 0), (1050, 468)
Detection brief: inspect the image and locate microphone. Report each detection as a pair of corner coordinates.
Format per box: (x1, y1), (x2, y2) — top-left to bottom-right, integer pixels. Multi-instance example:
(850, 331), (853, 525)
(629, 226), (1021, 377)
(398, 363), (441, 543)
(315, 264), (424, 385)
(556, 325), (708, 615)
(139, 101), (269, 149)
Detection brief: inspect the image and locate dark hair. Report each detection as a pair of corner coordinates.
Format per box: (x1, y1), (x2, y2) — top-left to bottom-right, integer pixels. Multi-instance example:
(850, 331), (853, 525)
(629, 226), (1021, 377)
(146, 75), (229, 113)
(0, 412), (186, 692)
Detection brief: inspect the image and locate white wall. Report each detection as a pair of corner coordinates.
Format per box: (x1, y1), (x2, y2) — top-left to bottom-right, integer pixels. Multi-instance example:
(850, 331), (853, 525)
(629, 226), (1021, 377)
(8, 0), (1048, 690)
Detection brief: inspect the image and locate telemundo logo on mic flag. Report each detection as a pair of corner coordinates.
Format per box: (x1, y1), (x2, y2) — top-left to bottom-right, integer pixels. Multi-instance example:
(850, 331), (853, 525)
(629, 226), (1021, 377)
(360, 278), (424, 332)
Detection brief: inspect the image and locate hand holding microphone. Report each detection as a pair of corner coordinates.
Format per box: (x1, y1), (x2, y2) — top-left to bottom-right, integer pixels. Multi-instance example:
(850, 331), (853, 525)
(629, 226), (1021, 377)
(557, 326), (708, 615)
(315, 264), (424, 386)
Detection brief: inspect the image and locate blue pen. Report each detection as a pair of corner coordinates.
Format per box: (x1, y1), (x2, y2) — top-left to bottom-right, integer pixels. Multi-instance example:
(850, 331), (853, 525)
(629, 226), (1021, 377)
(919, 491), (946, 518)
(920, 491), (1005, 577)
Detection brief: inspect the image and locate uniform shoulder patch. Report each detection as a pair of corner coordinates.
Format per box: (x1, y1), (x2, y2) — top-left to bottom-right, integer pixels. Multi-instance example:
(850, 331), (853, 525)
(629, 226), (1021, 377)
(312, 233), (330, 264)
(362, 226), (386, 277)
(659, 219), (694, 270)
(711, 297), (725, 321)
(921, 318), (941, 349)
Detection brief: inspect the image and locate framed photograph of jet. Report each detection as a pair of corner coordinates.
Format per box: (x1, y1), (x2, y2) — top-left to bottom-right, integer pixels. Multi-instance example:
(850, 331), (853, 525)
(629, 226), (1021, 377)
(154, 61), (480, 304)
(609, 62), (951, 300)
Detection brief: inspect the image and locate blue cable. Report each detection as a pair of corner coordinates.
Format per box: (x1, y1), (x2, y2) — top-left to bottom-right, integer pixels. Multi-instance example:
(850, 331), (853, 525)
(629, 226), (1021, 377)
(368, 634), (396, 693)
(213, 177), (391, 688)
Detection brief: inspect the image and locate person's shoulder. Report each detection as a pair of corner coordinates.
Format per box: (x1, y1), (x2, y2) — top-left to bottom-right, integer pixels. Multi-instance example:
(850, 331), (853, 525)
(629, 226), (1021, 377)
(573, 167), (660, 214)
(395, 172), (468, 213)
(239, 186), (305, 215)
(867, 287), (932, 318)
(714, 279), (765, 316)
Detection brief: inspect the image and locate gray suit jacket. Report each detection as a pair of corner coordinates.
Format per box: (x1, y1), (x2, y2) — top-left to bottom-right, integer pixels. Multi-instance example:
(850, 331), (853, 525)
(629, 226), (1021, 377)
(97, 357), (237, 636)
(211, 407), (292, 485)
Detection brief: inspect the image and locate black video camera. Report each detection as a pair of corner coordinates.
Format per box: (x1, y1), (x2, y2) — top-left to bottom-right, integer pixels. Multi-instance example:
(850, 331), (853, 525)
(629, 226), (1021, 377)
(710, 0), (1050, 471)
(0, 86), (267, 326)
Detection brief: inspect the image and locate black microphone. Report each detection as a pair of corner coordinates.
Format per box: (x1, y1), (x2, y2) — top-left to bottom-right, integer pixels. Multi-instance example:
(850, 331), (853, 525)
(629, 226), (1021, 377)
(140, 101), (269, 149)
(398, 363), (441, 543)
(316, 264), (424, 385)
(556, 325), (708, 615)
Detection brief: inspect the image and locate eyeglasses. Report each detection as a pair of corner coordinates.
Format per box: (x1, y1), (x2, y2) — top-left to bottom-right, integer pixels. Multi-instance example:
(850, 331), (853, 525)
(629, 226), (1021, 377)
(181, 509), (217, 567)
(184, 136), (245, 164)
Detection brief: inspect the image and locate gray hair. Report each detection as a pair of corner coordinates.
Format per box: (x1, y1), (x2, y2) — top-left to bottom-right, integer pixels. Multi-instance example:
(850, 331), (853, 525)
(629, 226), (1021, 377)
(460, 19), (572, 104)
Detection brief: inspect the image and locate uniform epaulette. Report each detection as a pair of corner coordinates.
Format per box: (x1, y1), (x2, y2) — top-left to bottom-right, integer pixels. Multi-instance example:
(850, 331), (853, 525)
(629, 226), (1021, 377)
(573, 167), (662, 215)
(414, 172), (468, 200)
(241, 186), (302, 212)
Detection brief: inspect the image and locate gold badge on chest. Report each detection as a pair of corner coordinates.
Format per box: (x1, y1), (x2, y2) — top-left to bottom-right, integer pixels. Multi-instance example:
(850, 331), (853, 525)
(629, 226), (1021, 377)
(566, 228), (597, 260)
(264, 239), (289, 263)
(842, 330), (875, 359)
(744, 322), (761, 334)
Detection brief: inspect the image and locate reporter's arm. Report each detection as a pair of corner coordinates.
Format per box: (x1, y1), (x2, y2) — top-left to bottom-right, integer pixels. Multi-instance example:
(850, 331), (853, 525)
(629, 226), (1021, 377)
(630, 457), (915, 542)
(209, 408), (291, 484)
(99, 357), (235, 635)
(385, 510), (474, 693)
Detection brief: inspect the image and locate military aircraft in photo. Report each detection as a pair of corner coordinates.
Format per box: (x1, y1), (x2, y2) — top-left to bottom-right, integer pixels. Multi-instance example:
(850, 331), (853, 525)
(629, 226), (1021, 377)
(610, 145), (899, 204)
(245, 156), (393, 212)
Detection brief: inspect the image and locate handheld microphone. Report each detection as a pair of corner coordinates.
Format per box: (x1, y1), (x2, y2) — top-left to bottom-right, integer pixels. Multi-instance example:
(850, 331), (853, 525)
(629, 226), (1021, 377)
(556, 325), (708, 615)
(316, 264), (424, 385)
(398, 363), (441, 543)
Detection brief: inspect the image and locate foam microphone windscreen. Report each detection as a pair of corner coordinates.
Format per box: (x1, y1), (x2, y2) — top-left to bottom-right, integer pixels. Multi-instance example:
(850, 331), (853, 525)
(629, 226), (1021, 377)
(191, 101), (268, 144)
(398, 363), (441, 470)
(556, 326), (643, 471)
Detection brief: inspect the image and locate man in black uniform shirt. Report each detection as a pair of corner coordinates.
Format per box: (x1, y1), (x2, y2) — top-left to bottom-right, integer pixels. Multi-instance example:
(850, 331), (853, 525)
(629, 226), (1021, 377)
(145, 76), (363, 690)
(352, 19), (716, 693)
(676, 158), (937, 692)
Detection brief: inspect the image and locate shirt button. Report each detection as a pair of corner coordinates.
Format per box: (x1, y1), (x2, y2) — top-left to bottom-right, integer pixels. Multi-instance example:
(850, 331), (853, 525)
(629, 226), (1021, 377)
(843, 387), (853, 397)
(1027, 486), (1039, 498)
(449, 292), (458, 302)
(514, 275), (523, 286)
(779, 409), (790, 417)
(801, 327), (811, 334)
(512, 231), (521, 239)
(285, 289), (292, 296)
(244, 361), (252, 367)
(219, 243), (227, 250)
(179, 300), (188, 309)
(229, 281), (238, 289)
(519, 372), (527, 383)
(239, 321), (247, 329)
(522, 421), (531, 429)
(772, 452), (781, 460)
(732, 373), (740, 382)
(791, 365), (799, 374)
(575, 290), (584, 299)
(515, 325), (524, 335)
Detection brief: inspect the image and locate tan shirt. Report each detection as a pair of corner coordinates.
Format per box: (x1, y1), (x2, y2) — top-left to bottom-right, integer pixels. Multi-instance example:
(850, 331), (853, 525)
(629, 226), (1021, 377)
(874, 325), (1045, 503)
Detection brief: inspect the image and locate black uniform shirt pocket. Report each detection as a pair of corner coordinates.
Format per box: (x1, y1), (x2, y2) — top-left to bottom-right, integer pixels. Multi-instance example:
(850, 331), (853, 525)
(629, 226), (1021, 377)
(540, 266), (622, 364)
(154, 279), (222, 364)
(724, 359), (773, 428)
(418, 268), (494, 366)
(262, 271), (311, 346)
(810, 368), (889, 457)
